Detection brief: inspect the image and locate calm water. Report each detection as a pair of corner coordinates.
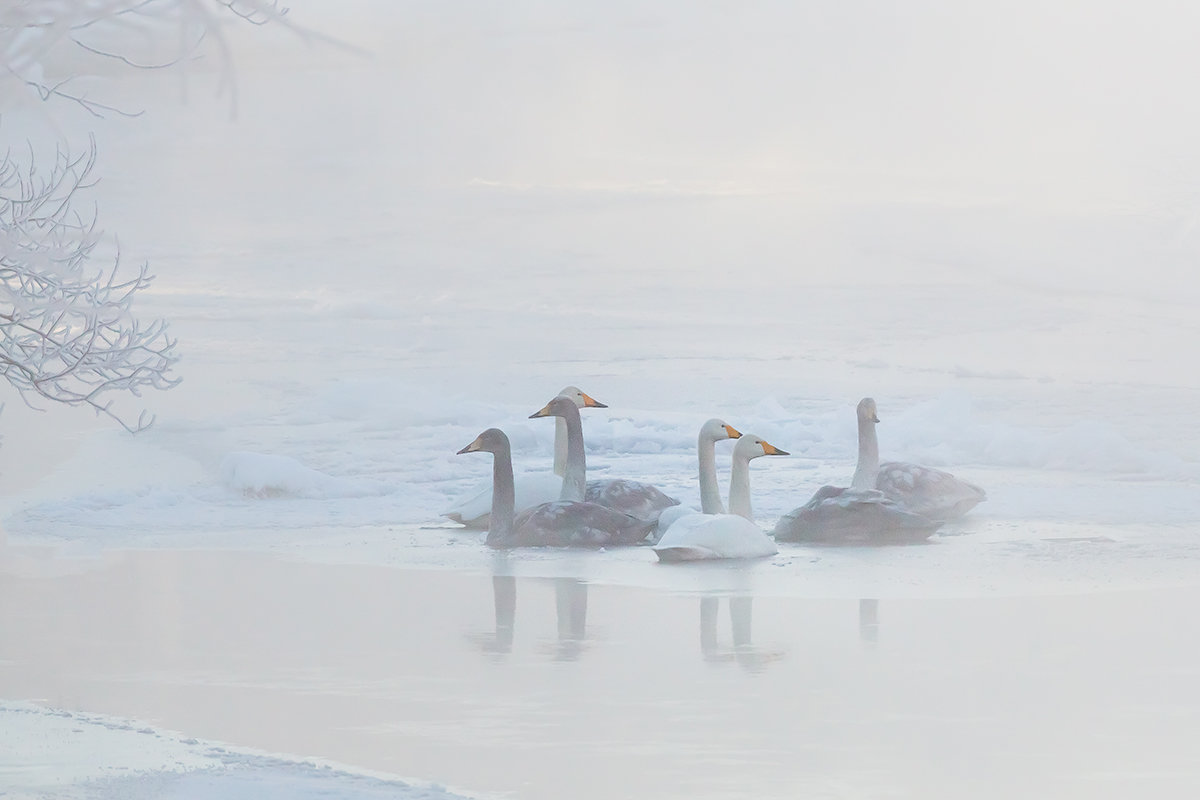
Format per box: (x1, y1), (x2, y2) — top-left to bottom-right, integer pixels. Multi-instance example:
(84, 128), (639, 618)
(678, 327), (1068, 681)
(3, 546), (1198, 799)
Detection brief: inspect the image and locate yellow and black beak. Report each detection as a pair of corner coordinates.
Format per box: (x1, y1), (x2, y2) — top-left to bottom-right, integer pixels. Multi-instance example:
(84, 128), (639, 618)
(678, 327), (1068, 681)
(761, 440), (790, 456)
(457, 436), (483, 454)
(724, 424), (743, 439)
(581, 392), (607, 409)
(529, 403), (553, 419)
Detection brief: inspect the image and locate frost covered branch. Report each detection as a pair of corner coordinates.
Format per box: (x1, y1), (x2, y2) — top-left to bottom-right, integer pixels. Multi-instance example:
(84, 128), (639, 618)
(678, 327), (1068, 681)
(0, 0), (298, 117)
(0, 140), (179, 432)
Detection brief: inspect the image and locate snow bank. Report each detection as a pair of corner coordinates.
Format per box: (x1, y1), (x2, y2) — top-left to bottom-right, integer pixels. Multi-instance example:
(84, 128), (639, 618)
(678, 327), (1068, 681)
(0, 701), (478, 800)
(220, 451), (392, 499)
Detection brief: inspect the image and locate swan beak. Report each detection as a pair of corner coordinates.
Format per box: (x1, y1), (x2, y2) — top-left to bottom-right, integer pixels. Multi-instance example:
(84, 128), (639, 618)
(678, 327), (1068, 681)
(581, 392), (608, 409)
(457, 437), (483, 454)
(529, 403), (552, 419)
(872, 413), (880, 423)
(724, 424), (743, 439)
(761, 441), (789, 456)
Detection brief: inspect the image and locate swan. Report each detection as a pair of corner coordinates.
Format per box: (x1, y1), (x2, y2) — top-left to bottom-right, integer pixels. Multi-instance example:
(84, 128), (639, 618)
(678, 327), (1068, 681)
(526, 394), (679, 522)
(851, 397), (986, 520)
(772, 484), (941, 545)
(773, 399), (942, 545)
(442, 386), (607, 528)
(653, 434), (788, 561)
(457, 419), (656, 549)
(654, 418), (743, 534)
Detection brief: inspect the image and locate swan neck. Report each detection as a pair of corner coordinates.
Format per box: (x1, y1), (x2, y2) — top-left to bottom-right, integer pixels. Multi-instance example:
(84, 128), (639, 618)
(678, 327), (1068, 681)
(727, 453), (754, 521)
(559, 403), (587, 502)
(698, 432), (726, 515)
(552, 417), (568, 477)
(486, 441), (516, 545)
(851, 416), (880, 490)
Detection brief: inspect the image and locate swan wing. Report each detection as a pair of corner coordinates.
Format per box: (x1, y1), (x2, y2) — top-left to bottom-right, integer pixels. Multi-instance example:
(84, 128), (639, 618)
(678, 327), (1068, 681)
(773, 487), (941, 545)
(877, 461), (986, 520)
(499, 501), (656, 548)
(586, 478), (680, 521)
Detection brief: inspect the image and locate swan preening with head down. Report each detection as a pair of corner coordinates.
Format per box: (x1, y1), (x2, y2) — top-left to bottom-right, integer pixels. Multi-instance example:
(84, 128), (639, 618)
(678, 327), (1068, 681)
(653, 431), (788, 562)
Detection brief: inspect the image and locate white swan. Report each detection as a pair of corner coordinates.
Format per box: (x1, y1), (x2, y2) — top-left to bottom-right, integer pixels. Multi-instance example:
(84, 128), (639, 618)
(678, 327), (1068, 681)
(852, 397), (986, 520)
(653, 434), (788, 561)
(442, 386), (606, 528)
(457, 401), (655, 548)
(654, 418), (743, 535)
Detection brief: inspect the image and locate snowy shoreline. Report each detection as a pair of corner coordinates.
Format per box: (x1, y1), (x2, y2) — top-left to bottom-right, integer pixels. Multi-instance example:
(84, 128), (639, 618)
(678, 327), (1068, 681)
(0, 701), (482, 800)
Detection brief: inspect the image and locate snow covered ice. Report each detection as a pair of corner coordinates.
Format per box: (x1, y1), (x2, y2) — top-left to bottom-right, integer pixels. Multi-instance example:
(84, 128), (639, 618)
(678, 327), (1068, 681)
(3, 2), (1200, 798)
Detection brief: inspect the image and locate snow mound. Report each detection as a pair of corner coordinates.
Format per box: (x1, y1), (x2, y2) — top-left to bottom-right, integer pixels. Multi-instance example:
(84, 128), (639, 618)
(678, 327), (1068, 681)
(0, 702), (477, 800)
(220, 452), (390, 499)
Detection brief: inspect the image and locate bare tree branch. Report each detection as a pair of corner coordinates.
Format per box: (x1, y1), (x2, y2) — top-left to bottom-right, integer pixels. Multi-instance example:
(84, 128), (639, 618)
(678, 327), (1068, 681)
(0, 138), (180, 432)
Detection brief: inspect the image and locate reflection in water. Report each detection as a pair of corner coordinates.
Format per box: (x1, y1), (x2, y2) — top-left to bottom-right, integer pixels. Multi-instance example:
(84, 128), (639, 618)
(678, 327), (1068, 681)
(700, 595), (786, 673)
(481, 575), (517, 655)
(859, 598), (880, 646)
(471, 570), (591, 662)
(553, 578), (588, 661)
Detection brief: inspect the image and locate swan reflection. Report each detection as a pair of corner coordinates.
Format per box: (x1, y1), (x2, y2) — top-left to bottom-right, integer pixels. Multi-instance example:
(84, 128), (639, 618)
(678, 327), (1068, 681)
(471, 571), (591, 662)
(859, 598), (880, 646)
(699, 595), (785, 673)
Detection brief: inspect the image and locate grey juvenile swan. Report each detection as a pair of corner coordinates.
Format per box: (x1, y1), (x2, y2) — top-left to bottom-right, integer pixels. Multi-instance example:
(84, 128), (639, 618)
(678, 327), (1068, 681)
(457, 400), (655, 547)
(442, 386), (607, 528)
(852, 397), (986, 521)
(773, 400), (942, 545)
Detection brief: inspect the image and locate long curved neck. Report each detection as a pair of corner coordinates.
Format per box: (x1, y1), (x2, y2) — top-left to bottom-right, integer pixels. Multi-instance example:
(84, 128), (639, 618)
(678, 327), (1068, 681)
(698, 432), (726, 515)
(487, 441), (516, 545)
(558, 403), (586, 502)
(727, 453), (754, 521)
(851, 415), (879, 490)
(553, 417), (569, 477)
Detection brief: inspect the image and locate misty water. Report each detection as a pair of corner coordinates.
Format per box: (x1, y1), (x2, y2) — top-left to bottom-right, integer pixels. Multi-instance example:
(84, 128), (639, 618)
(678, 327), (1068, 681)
(3, 2), (1200, 798)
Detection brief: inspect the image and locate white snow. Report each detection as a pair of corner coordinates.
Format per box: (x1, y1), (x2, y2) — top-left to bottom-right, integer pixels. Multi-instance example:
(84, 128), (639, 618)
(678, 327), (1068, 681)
(0, 702), (475, 800)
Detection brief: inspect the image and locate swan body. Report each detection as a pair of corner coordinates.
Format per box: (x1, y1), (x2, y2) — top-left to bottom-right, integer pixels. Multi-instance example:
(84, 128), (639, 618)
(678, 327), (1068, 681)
(585, 478), (679, 522)
(852, 397), (986, 520)
(876, 461), (986, 520)
(510, 499), (655, 547)
(654, 434), (788, 562)
(653, 513), (777, 561)
(457, 415), (654, 549)
(772, 485), (941, 545)
(441, 472), (562, 528)
(443, 386), (606, 528)
(773, 399), (942, 545)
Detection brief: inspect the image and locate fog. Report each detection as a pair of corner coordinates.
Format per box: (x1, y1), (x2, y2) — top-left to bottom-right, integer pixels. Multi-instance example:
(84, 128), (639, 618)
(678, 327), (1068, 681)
(2, 3), (1200, 798)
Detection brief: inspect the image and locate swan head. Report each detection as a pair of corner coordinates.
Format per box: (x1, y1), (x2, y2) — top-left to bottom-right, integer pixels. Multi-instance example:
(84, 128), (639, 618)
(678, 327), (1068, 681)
(557, 386), (607, 409)
(734, 434), (789, 460)
(701, 418), (742, 442)
(857, 397), (879, 424)
(530, 395), (579, 420)
(457, 427), (509, 455)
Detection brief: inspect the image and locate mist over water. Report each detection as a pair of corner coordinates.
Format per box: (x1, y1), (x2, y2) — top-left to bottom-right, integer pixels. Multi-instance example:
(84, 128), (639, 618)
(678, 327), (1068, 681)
(2, 3), (1200, 798)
